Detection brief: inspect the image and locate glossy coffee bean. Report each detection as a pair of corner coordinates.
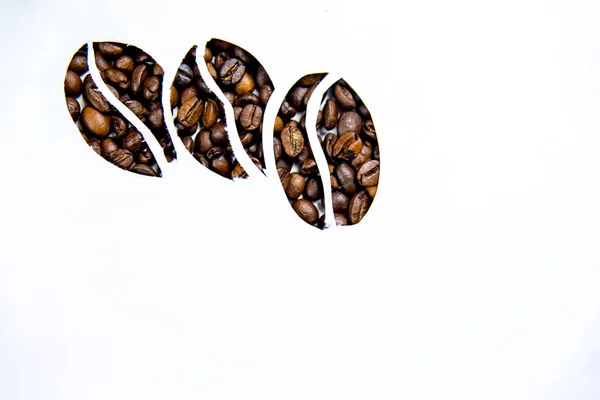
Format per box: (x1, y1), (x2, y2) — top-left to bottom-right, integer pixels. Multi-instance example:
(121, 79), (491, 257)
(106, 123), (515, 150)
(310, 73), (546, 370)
(333, 83), (356, 109)
(108, 149), (134, 170)
(66, 97), (80, 121)
(337, 111), (362, 135)
(64, 70), (82, 96)
(332, 191), (350, 212)
(219, 58), (245, 85)
(285, 173), (305, 200)
(81, 106), (111, 137)
(348, 191), (370, 224)
(357, 160), (380, 187)
(281, 124), (304, 158)
(323, 99), (338, 130)
(292, 199), (319, 224)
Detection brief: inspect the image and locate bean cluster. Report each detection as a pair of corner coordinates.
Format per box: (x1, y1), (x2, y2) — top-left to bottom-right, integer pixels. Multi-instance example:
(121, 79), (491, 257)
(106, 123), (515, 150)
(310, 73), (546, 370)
(65, 44), (161, 177)
(275, 73), (327, 227)
(172, 46), (246, 179)
(318, 80), (380, 225)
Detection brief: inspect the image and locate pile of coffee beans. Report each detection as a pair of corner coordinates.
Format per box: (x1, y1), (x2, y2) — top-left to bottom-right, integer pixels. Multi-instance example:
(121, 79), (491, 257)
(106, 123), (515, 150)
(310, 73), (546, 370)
(93, 42), (176, 163)
(275, 73), (328, 227)
(65, 44), (162, 177)
(171, 46), (247, 179)
(317, 79), (380, 225)
(204, 39), (273, 173)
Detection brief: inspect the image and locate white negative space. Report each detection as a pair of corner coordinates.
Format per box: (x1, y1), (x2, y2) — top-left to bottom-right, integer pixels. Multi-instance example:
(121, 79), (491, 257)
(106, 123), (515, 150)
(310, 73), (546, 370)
(1, 0), (600, 400)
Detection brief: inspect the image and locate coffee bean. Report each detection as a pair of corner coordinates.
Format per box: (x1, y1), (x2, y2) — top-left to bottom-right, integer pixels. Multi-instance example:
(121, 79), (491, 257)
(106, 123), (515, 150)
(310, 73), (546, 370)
(81, 106), (111, 137)
(235, 72), (255, 94)
(101, 138), (119, 158)
(142, 76), (160, 102)
(66, 97), (80, 121)
(357, 160), (379, 187)
(280, 124), (304, 158)
(94, 50), (112, 71)
(337, 111), (362, 135)
(304, 177), (322, 201)
(129, 163), (157, 176)
(175, 63), (193, 86)
(202, 99), (219, 128)
(333, 83), (356, 109)
(332, 131), (363, 161)
(108, 148), (134, 170)
(130, 64), (147, 94)
(69, 53), (88, 74)
(332, 191), (350, 212)
(195, 130), (213, 154)
(64, 70), (82, 97)
(219, 58), (245, 85)
(300, 158), (318, 176)
(123, 130), (144, 152)
(288, 86), (309, 108)
(98, 42), (123, 56)
(366, 185), (377, 198)
(84, 85), (111, 113)
(111, 116), (127, 138)
(285, 173), (305, 200)
(292, 199), (319, 224)
(334, 213), (348, 226)
(335, 163), (357, 195)
(103, 68), (129, 90)
(323, 99), (338, 130)
(239, 104), (262, 130)
(259, 84), (273, 105)
(348, 191), (370, 224)
(115, 55), (135, 73)
(177, 97), (204, 127)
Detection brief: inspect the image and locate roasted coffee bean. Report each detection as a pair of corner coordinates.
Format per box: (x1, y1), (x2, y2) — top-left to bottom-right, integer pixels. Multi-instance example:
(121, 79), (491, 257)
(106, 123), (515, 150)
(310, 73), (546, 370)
(175, 63), (193, 86)
(207, 147), (230, 176)
(233, 92), (260, 106)
(280, 124), (304, 158)
(274, 116), (284, 133)
(100, 138), (119, 158)
(130, 64), (147, 94)
(285, 173), (305, 200)
(81, 106), (111, 137)
(335, 163), (357, 195)
(108, 149), (134, 170)
(357, 160), (380, 187)
(115, 55), (135, 73)
(129, 163), (157, 176)
(219, 58), (245, 85)
(195, 130), (213, 154)
(98, 42), (123, 56)
(124, 99), (146, 118)
(323, 133), (336, 160)
(177, 97), (204, 127)
(255, 64), (271, 87)
(123, 130), (144, 152)
(95, 50), (112, 71)
(363, 119), (376, 140)
(180, 86), (198, 105)
(111, 116), (127, 138)
(351, 141), (372, 169)
(300, 158), (318, 175)
(259, 84), (273, 105)
(323, 99), (338, 130)
(299, 73), (324, 86)
(304, 177), (322, 201)
(66, 97), (80, 121)
(142, 76), (160, 102)
(169, 86), (179, 108)
(333, 83), (356, 109)
(348, 191), (370, 224)
(279, 100), (296, 119)
(84, 85), (111, 113)
(239, 104), (262, 130)
(239, 132), (253, 147)
(332, 191), (350, 212)
(233, 46), (252, 63)
(202, 99), (219, 128)
(337, 111), (362, 135)
(148, 106), (164, 129)
(103, 68), (129, 90)
(69, 53), (88, 74)
(153, 64), (164, 76)
(64, 70), (82, 97)
(292, 199), (319, 224)
(332, 131), (363, 161)
(288, 86), (309, 108)
(235, 72), (255, 94)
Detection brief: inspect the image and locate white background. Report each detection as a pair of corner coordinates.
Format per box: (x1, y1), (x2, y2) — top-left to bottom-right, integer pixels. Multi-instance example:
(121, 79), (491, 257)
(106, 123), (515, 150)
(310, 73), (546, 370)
(1, 0), (600, 399)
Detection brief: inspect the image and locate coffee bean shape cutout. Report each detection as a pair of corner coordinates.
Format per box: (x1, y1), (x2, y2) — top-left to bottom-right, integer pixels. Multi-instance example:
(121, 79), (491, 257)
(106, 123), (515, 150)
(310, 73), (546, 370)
(93, 42), (177, 163)
(317, 79), (380, 225)
(275, 73), (328, 228)
(171, 46), (248, 179)
(65, 44), (161, 177)
(204, 39), (275, 174)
